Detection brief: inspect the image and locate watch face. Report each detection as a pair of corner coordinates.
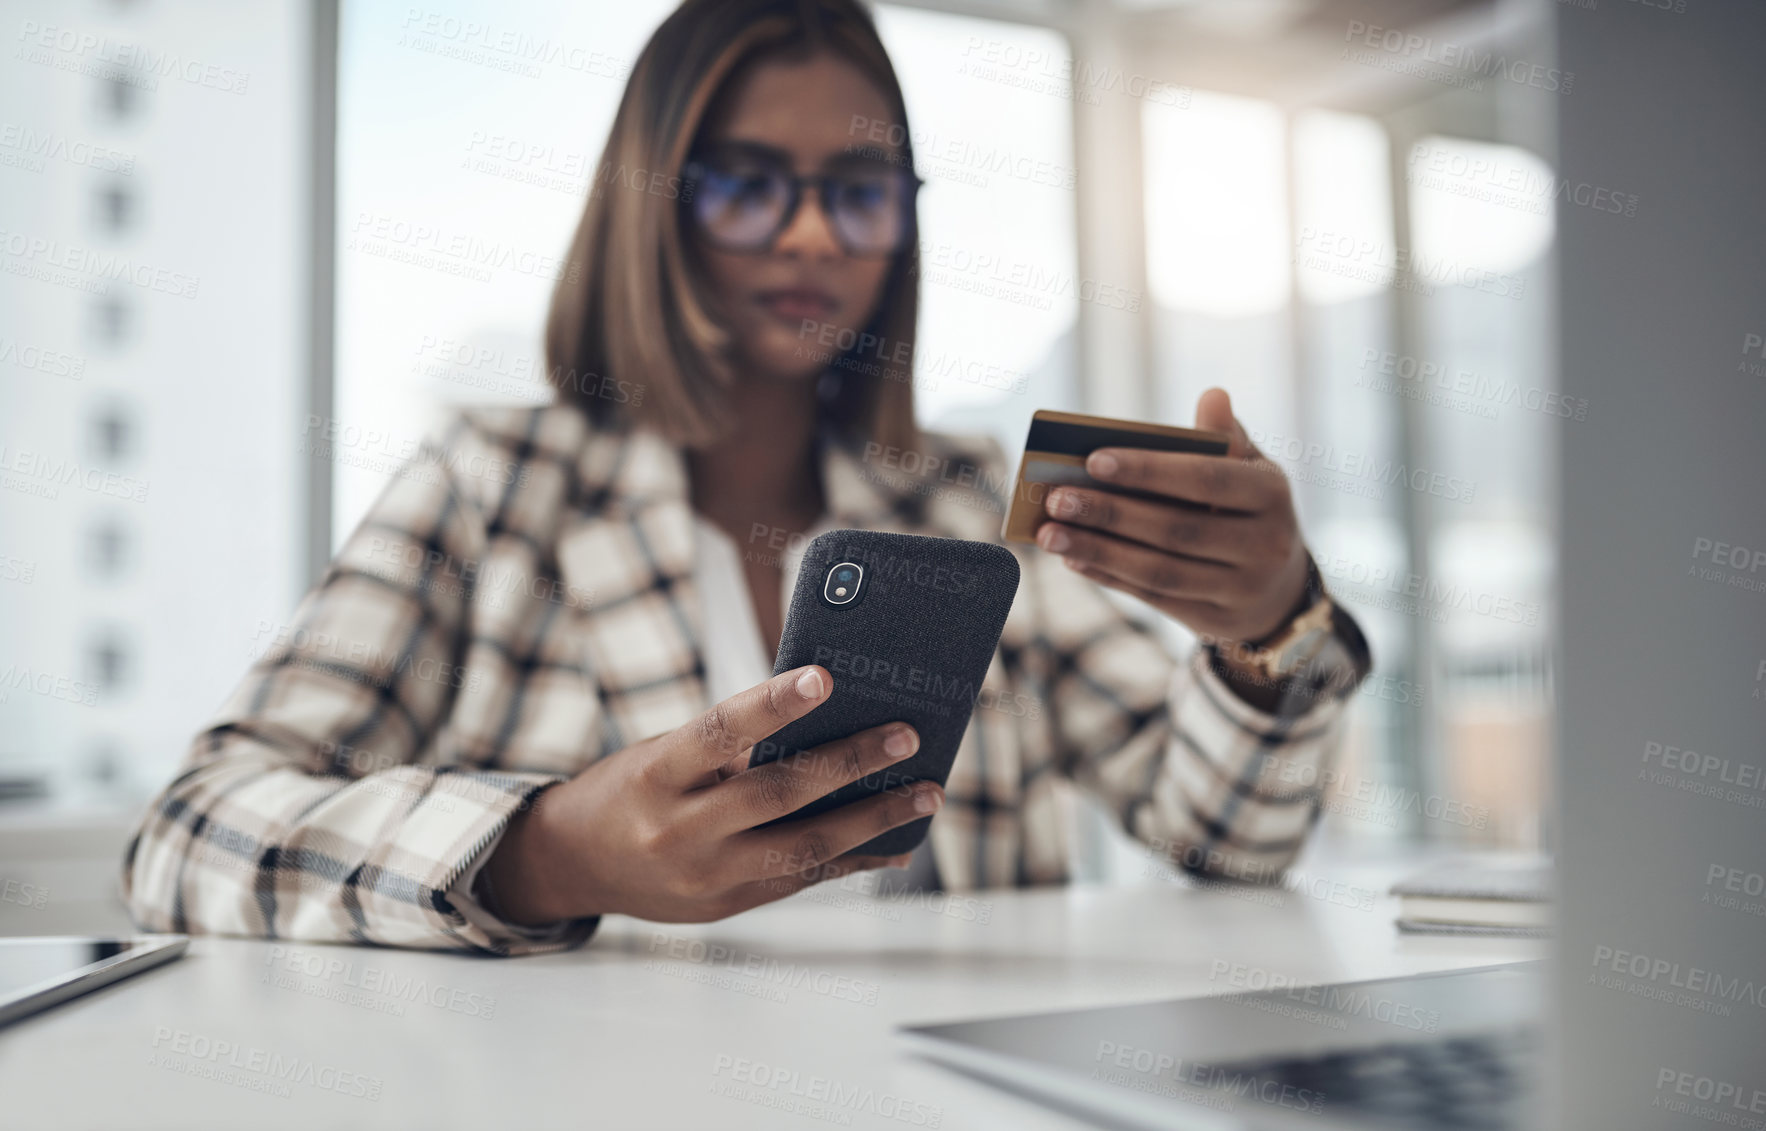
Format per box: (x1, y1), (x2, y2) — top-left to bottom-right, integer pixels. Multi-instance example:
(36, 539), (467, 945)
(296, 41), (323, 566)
(1273, 625), (1330, 674)
(1267, 600), (1338, 677)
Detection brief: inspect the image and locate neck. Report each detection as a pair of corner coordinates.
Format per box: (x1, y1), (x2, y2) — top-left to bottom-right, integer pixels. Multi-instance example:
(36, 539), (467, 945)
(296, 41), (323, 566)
(687, 376), (825, 544)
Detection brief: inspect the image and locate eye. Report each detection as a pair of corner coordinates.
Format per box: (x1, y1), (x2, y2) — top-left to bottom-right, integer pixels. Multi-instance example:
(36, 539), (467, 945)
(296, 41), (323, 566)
(832, 176), (890, 213)
(706, 165), (779, 204)
(727, 172), (777, 202)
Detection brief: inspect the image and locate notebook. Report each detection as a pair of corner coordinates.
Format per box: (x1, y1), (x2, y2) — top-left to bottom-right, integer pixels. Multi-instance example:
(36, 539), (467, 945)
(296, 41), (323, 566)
(1391, 857), (1551, 938)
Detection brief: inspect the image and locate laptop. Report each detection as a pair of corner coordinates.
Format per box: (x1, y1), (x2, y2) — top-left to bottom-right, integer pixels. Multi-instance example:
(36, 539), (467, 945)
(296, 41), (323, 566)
(901, 963), (1541, 1129)
(897, 5), (1766, 1110)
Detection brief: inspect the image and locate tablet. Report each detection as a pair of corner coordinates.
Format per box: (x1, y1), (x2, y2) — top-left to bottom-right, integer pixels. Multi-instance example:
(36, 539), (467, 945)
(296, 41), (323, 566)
(0, 935), (188, 1028)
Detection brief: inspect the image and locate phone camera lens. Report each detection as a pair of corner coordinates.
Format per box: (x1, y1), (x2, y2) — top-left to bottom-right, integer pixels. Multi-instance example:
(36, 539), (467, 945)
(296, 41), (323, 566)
(824, 562), (864, 606)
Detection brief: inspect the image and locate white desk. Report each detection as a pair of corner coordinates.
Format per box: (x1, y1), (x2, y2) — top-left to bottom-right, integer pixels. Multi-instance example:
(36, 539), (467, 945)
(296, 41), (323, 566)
(4, 865), (1539, 1130)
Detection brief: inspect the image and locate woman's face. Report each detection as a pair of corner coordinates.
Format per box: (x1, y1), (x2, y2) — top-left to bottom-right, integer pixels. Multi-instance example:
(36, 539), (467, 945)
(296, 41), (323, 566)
(690, 52), (905, 384)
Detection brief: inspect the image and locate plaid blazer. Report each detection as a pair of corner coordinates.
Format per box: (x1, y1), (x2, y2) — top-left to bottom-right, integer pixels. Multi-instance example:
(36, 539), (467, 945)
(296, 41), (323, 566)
(122, 402), (1367, 955)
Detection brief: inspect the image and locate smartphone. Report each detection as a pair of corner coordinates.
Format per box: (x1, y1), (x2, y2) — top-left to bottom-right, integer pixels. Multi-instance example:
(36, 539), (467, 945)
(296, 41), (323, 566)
(1002, 409), (1231, 545)
(751, 529), (1021, 855)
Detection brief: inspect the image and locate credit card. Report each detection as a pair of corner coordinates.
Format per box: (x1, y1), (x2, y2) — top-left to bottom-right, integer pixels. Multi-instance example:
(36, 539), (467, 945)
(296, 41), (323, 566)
(1001, 409), (1231, 545)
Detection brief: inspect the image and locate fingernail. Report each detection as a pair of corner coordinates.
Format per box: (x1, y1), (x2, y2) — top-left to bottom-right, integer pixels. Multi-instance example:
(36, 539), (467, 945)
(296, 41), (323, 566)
(1087, 451), (1118, 478)
(1046, 488), (1075, 517)
(914, 787), (943, 814)
(1039, 525), (1071, 554)
(796, 668), (824, 699)
(884, 725), (918, 759)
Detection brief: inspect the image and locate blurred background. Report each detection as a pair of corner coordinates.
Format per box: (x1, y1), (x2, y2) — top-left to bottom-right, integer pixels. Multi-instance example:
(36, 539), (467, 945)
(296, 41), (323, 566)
(1, 0), (1567, 928)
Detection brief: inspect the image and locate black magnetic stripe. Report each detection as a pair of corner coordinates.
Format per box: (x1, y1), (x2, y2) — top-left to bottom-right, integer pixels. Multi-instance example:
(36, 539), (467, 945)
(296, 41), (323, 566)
(1027, 416), (1229, 459)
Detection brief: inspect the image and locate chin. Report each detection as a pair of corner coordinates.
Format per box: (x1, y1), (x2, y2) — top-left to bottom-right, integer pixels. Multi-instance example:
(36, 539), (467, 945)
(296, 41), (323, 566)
(743, 328), (832, 383)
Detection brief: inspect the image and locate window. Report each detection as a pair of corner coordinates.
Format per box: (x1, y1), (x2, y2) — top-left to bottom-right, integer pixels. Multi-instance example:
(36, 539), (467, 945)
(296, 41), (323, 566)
(88, 296), (131, 348)
(86, 628), (130, 695)
(86, 518), (132, 580)
(331, 0), (679, 545)
(96, 182), (136, 234)
(870, 5), (1080, 451)
(0, 3), (308, 805)
(1144, 94), (1556, 851)
(100, 73), (138, 121)
(90, 404), (134, 462)
(331, 3), (1080, 544)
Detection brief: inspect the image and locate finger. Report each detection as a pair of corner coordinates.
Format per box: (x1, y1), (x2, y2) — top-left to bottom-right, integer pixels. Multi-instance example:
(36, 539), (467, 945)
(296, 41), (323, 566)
(654, 666), (831, 788)
(1195, 386), (1259, 460)
(737, 783), (944, 879)
(1036, 523), (1231, 603)
(1082, 446), (1282, 513)
(1064, 558), (1232, 634)
(699, 721), (921, 832)
(724, 853), (914, 913)
(1043, 486), (1256, 564)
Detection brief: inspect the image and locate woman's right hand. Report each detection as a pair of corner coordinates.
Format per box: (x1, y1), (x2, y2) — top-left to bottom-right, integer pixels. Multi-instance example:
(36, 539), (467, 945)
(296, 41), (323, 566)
(479, 665), (943, 925)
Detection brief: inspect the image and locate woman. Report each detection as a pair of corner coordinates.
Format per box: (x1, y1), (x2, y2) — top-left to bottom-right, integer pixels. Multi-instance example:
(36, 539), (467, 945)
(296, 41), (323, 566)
(122, 0), (1368, 954)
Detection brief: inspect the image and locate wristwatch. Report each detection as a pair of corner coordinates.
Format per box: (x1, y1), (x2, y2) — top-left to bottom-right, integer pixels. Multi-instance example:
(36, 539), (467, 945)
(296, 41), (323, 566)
(1217, 556), (1371, 700)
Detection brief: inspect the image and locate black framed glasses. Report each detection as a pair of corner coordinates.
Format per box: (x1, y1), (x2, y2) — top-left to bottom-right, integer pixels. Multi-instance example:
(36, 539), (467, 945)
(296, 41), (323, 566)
(682, 143), (923, 258)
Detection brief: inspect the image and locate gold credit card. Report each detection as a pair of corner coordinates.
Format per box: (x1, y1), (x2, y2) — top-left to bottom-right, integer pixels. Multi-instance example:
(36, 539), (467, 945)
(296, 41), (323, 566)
(1002, 409), (1231, 545)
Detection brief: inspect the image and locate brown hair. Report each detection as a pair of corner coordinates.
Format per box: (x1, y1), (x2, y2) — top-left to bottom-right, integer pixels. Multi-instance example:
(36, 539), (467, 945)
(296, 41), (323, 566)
(544, 0), (920, 453)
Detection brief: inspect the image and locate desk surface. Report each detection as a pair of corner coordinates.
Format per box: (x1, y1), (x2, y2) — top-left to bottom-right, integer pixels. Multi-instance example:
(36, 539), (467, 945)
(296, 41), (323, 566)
(5, 864), (1540, 1130)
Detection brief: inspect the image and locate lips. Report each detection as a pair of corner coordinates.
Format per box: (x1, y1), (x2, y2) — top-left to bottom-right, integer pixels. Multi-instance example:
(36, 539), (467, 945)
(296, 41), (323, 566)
(756, 287), (838, 322)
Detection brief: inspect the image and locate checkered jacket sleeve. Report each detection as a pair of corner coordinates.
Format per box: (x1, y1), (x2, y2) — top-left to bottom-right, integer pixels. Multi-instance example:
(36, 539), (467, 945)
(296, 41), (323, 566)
(120, 419), (596, 955)
(1026, 544), (1366, 885)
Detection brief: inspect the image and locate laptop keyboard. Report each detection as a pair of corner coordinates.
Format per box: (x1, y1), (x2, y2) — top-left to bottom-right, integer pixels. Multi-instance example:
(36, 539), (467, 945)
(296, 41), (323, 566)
(1210, 1028), (1538, 1129)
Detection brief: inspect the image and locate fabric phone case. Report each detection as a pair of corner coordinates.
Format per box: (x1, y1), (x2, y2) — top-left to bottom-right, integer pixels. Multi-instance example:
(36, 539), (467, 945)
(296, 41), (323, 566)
(754, 529), (1021, 856)
(1002, 409), (1231, 544)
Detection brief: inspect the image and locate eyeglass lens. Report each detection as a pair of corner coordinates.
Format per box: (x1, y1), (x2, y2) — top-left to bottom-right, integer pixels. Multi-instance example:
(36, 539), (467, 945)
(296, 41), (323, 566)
(689, 153), (914, 256)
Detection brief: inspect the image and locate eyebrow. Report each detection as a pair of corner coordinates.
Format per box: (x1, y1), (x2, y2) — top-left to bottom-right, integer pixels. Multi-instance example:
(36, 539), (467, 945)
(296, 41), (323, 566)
(698, 137), (908, 173)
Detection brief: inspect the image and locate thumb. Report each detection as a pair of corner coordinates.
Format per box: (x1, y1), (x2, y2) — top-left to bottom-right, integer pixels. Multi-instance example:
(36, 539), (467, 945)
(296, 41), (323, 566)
(1196, 386), (1256, 459)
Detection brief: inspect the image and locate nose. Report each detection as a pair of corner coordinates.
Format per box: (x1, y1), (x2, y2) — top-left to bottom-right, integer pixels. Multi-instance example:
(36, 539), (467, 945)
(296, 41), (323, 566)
(772, 184), (843, 260)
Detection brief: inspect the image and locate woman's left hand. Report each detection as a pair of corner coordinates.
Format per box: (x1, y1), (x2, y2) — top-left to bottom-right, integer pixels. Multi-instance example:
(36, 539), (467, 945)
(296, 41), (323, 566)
(1035, 387), (1312, 649)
